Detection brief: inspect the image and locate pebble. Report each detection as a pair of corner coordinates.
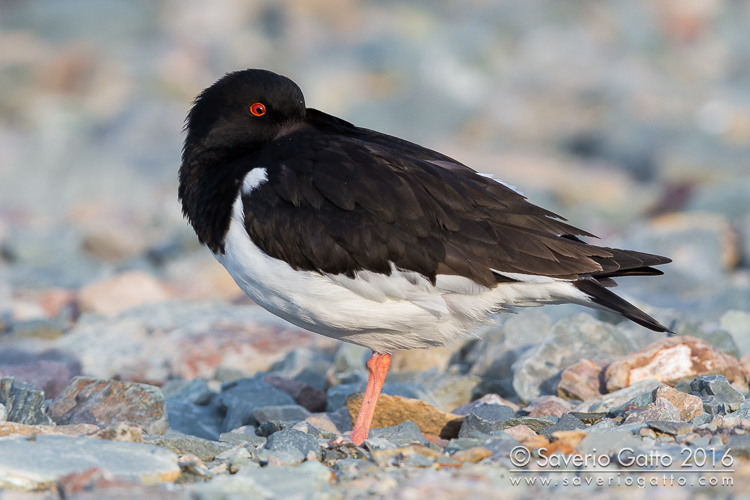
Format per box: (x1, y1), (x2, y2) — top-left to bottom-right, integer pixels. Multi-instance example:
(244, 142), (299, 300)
(261, 375), (327, 413)
(48, 376), (168, 434)
(0, 436), (180, 489)
(261, 429), (322, 463)
(368, 421), (433, 448)
(686, 375), (746, 412)
(193, 461), (333, 499)
(503, 424), (536, 441)
(0, 377), (53, 426)
(539, 413), (587, 440)
(522, 395), (573, 417)
(144, 434), (234, 462)
(556, 359), (607, 401)
(452, 394), (520, 415)
(512, 313), (637, 401)
(0, 422), (99, 438)
(622, 397), (680, 423)
(216, 378), (296, 432)
(605, 336), (749, 392)
(574, 379), (662, 415)
(653, 384), (705, 421)
(346, 393), (463, 439)
(160, 379), (214, 406)
(165, 399), (223, 441)
(647, 420), (693, 436)
(458, 404), (514, 438)
(252, 404), (311, 425)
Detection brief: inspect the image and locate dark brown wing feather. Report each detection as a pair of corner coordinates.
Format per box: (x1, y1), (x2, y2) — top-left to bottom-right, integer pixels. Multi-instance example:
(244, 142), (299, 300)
(241, 111), (671, 292)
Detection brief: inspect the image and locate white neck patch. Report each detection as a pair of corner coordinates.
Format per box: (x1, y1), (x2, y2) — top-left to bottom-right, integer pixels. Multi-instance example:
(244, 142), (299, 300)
(242, 168), (268, 194)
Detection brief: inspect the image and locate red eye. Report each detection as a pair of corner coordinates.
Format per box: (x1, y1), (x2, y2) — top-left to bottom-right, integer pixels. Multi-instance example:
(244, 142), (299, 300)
(250, 103), (266, 116)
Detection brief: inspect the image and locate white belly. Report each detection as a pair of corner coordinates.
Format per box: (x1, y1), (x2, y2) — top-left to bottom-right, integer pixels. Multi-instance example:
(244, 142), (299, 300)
(214, 170), (591, 353)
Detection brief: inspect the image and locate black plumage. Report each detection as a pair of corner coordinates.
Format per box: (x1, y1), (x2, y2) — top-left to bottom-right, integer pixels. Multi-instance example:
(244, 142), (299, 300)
(179, 69), (671, 333)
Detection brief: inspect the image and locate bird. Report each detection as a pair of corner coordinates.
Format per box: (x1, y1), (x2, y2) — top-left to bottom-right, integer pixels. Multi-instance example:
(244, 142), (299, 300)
(178, 69), (671, 446)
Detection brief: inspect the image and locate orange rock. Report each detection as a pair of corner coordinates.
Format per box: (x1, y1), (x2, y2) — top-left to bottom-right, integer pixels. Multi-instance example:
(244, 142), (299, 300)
(653, 384), (704, 421)
(605, 336), (749, 392)
(451, 446), (492, 463)
(0, 422), (99, 438)
(519, 434), (549, 450)
(557, 359), (607, 401)
(542, 440), (578, 456)
(78, 271), (171, 316)
(346, 393), (463, 439)
(504, 424), (537, 441)
(550, 430), (588, 448)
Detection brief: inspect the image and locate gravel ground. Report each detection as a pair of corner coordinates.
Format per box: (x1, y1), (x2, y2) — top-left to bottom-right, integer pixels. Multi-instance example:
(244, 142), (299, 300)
(0, 1), (749, 498)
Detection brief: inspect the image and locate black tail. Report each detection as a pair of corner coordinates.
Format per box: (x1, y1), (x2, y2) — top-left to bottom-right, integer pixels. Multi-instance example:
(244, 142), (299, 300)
(573, 277), (670, 333)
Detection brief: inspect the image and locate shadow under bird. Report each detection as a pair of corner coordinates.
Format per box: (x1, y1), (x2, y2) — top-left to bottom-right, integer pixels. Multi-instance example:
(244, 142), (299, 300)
(178, 69), (671, 445)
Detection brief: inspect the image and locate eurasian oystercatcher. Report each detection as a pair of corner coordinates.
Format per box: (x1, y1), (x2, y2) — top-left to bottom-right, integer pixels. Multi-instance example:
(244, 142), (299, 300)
(179, 69), (671, 445)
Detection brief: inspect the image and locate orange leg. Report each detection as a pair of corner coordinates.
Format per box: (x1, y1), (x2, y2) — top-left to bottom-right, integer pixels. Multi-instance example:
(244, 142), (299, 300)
(350, 351), (392, 446)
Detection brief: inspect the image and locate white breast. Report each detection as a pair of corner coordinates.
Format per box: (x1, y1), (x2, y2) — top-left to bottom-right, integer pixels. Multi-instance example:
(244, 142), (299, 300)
(213, 170), (591, 353)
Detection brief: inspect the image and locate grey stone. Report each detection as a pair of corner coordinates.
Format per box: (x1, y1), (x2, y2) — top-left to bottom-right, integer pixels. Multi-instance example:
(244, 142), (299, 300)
(0, 435), (179, 489)
(363, 437), (400, 451)
(217, 378), (296, 431)
(333, 343), (369, 373)
(500, 416), (558, 432)
(540, 413), (587, 439)
(726, 434), (750, 459)
(255, 420), (293, 438)
(261, 375), (327, 413)
(270, 347), (332, 392)
(220, 432), (267, 447)
(262, 429), (322, 463)
(6, 385), (46, 428)
(703, 396), (733, 415)
(252, 404), (311, 425)
(480, 435), (520, 460)
(458, 404), (515, 438)
(512, 314), (638, 401)
(48, 376), (168, 434)
(647, 420), (693, 436)
(623, 397), (680, 423)
(144, 433), (234, 462)
(193, 461), (333, 499)
(166, 399), (223, 441)
(688, 375), (745, 413)
(470, 311), (551, 386)
(574, 379), (662, 415)
(369, 420), (432, 447)
(0, 377), (52, 426)
(699, 329), (740, 359)
(444, 438), (483, 454)
(587, 418), (619, 433)
(326, 382), (366, 412)
(721, 310), (750, 357)
(160, 378), (213, 405)
(578, 430), (643, 455)
(689, 413), (714, 425)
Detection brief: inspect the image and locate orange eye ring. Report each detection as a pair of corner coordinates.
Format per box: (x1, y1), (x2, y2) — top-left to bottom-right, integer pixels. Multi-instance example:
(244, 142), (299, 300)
(250, 103), (266, 116)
